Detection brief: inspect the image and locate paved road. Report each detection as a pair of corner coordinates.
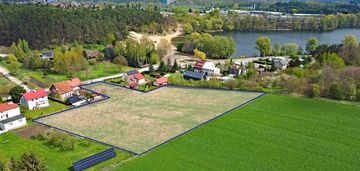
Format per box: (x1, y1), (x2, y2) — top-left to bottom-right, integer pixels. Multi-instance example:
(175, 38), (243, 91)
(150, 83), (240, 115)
(0, 65), (31, 91)
(81, 65), (158, 85)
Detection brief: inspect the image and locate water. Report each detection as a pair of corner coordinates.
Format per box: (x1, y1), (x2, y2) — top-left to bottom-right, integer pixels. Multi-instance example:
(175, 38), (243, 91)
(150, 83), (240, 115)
(213, 28), (360, 57)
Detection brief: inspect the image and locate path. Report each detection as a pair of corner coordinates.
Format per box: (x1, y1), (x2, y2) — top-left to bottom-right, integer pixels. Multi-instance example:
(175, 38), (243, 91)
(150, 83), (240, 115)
(0, 65), (31, 91)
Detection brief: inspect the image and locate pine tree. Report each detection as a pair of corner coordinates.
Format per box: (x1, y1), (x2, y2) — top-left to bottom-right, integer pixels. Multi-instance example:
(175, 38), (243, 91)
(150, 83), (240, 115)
(172, 60), (179, 71)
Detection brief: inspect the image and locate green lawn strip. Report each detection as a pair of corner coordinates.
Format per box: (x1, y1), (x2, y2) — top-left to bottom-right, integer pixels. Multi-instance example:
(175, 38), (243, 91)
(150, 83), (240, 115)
(0, 132), (133, 171)
(118, 94), (360, 171)
(22, 100), (70, 121)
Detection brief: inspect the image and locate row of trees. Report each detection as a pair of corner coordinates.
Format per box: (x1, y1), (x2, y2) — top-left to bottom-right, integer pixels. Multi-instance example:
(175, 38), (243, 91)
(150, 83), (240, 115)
(177, 32), (235, 59)
(0, 4), (172, 49)
(177, 8), (360, 33)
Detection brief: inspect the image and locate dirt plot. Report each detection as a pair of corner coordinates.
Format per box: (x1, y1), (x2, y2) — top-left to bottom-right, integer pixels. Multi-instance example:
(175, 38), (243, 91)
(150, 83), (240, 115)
(16, 125), (49, 139)
(37, 83), (262, 154)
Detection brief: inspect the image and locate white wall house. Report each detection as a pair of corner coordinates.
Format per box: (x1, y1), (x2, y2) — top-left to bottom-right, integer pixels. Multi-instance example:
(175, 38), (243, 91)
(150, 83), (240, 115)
(50, 78), (81, 101)
(20, 89), (49, 110)
(0, 103), (26, 134)
(202, 62), (221, 76)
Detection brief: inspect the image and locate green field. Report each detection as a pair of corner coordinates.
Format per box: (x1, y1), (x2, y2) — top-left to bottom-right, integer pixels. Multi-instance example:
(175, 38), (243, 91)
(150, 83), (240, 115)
(22, 100), (70, 121)
(0, 131), (133, 171)
(118, 94), (360, 170)
(37, 83), (261, 154)
(0, 76), (15, 96)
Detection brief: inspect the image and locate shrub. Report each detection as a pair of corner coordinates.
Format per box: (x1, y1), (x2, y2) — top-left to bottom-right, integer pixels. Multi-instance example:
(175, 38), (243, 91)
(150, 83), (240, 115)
(225, 79), (238, 90)
(328, 82), (345, 100)
(309, 84), (321, 98)
(10, 152), (48, 171)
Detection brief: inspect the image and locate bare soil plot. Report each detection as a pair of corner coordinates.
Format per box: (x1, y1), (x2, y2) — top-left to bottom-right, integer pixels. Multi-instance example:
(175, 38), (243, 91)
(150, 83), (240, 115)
(37, 82), (262, 154)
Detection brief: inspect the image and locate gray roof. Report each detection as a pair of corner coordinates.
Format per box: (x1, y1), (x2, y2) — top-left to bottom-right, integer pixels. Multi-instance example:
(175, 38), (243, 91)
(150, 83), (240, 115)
(68, 96), (85, 104)
(42, 51), (54, 58)
(184, 71), (205, 79)
(126, 70), (139, 76)
(0, 115), (25, 124)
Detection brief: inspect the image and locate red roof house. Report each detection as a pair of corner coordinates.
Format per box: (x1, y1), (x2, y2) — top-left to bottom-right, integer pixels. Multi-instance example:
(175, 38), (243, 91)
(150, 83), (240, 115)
(0, 103), (19, 113)
(154, 77), (168, 87)
(194, 60), (205, 70)
(20, 89), (50, 110)
(50, 78), (81, 100)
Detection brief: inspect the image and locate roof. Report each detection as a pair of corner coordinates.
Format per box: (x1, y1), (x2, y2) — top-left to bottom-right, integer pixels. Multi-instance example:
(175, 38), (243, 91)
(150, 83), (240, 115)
(194, 61), (205, 70)
(0, 103), (19, 113)
(22, 89), (48, 101)
(126, 70), (139, 76)
(202, 62), (217, 70)
(156, 77), (168, 84)
(68, 96), (85, 104)
(42, 51), (54, 58)
(133, 73), (145, 80)
(51, 78), (81, 95)
(184, 71), (205, 79)
(128, 82), (138, 88)
(0, 114), (25, 124)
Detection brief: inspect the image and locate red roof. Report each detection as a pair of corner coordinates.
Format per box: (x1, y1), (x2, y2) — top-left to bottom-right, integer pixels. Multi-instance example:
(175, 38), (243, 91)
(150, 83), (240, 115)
(68, 78), (81, 87)
(50, 78), (81, 95)
(0, 103), (19, 112)
(156, 77), (168, 84)
(22, 89), (48, 101)
(128, 82), (138, 88)
(194, 61), (205, 70)
(133, 73), (145, 80)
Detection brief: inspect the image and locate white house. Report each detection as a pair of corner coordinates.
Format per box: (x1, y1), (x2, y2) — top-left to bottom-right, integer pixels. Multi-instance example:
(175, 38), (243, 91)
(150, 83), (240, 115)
(0, 103), (26, 134)
(50, 78), (81, 101)
(272, 57), (289, 70)
(20, 89), (49, 110)
(202, 62), (221, 76)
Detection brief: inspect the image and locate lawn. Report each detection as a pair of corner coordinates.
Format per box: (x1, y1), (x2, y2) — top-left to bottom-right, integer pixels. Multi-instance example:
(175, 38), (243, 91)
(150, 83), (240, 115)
(0, 129), (133, 171)
(0, 61), (133, 88)
(118, 94), (360, 171)
(22, 100), (70, 121)
(36, 82), (262, 154)
(0, 76), (15, 97)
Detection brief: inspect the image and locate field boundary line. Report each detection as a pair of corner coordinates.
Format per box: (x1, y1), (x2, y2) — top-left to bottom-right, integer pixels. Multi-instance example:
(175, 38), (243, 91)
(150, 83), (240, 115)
(32, 81), (266, 156)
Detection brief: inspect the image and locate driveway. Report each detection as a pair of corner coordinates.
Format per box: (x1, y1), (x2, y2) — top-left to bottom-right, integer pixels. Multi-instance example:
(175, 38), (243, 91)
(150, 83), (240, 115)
(0, 65), (31, 91)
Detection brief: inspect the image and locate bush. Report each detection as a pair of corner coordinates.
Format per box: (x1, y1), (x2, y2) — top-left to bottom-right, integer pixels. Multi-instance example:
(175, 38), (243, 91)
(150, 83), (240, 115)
(10, 152), (48, 171)
(309, 84), (320, 98)
(0, 160), (5, 171)
(328, 82), (345, 100)
(225, 79), (238, 90)
(10, 86), (26, 103)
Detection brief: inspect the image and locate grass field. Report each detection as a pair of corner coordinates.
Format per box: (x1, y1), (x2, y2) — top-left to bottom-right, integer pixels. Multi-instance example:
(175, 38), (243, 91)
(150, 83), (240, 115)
(37, 83), (262, 154)
(118, 94), (360, 171)
(0, 129), (133, 171)
(0, 76), (15, 96)
(22, 100), (70, 121)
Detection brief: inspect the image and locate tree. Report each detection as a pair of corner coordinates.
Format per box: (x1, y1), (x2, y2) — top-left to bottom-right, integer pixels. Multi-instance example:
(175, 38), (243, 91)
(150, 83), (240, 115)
(183, 23), (194, 34)
(322, 52), (345, 69)
(6, 54), (18, 64)
(338, 35), (360, 66)
(255, 36), (272, 57)
(10, 86), (26, 103)
(106, 33), (116, 44)
(172, 60), (179, 71)
(113, 56), (128, 71)
(308, 84), (321, 98)
(281, 43), (299, 58)
(194, 49), (206, 60)
(158, 60), (168, 72)
(149, 53), (160, 65)
(273, 42), (282, 56)
(306, 37), (320, 54)
(157, 39), (172, 59)
(329, 82), (345, 100)
(8, 62), (22, 75)
(12, 152), (48, 171)
(342, 34), (358, 46)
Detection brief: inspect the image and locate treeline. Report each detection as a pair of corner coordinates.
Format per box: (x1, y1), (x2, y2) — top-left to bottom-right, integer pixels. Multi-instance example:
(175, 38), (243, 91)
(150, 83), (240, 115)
(0, 4), (174, 49)
(263, 2), (360, 14)
(179, 9), (360, 32)
(177, 32), (235, 59)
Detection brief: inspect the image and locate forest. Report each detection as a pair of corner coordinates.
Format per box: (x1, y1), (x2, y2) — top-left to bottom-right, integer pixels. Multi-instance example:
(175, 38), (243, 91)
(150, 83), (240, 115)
(0, 4), (174, 49)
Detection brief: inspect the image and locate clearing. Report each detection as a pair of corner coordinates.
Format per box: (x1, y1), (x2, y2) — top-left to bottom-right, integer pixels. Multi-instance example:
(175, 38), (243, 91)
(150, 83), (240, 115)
(36, 82), (262, 154)
(118, 94), (360, 171)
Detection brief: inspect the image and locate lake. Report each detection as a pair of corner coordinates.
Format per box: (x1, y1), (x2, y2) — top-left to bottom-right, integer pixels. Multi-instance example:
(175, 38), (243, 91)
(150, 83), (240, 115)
(214, 28), (360, 57)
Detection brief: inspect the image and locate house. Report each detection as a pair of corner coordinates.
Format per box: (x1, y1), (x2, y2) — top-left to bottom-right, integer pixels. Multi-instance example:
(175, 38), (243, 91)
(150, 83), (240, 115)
(50, 78), (81, 101)
(183, 71), (206, 80)
(122, 70), (146, 85)
(272, 57), (289, 70)
(193, 61), (221, 76)
(153, 77), (168, 87)
(127, 82), (139, 89)
(0, 103), (26, 134)
(85, 50), (101, 59)
(68, 96), (87, 107)
(20, 89), (49, 110)
(230, 63), (247, 76)
(40, 51), (54, 60)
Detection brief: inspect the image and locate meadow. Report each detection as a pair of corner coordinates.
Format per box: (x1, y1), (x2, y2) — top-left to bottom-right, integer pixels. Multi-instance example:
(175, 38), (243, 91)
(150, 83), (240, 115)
(36, 82), (262, 154)
(118, 94), (360, 171)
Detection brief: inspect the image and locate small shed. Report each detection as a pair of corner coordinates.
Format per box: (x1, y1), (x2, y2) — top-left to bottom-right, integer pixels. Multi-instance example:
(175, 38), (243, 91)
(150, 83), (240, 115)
(68, 96), (87, 107)
(183, 71), (206, 80)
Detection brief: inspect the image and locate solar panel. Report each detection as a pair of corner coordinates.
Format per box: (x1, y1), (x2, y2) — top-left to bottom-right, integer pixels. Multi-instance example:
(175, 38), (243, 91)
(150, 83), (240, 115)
(72, 148), (116, 171)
